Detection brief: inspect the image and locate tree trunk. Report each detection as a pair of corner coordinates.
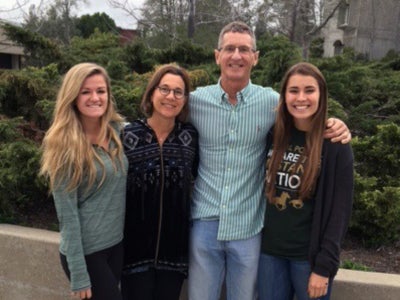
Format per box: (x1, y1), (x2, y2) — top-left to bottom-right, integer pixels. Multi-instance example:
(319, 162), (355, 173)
(188, 0), (196, 39)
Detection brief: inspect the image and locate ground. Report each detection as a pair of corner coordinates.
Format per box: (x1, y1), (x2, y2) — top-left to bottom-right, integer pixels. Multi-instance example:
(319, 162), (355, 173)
(340, 237), (400, 274)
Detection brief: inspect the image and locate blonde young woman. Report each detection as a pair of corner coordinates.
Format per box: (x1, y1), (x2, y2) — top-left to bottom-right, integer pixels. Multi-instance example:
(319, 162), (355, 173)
(40, 63), (127, 300)
(257, 62), (354, 300)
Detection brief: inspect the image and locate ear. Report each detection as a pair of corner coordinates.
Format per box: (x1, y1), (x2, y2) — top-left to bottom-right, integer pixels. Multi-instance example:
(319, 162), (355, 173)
(253, 50), (260, 67)
(215, 49), (221, 65)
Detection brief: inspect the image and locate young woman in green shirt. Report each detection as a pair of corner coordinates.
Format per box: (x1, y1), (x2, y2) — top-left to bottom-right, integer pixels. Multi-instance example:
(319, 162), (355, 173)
(40, 63), (128, 300)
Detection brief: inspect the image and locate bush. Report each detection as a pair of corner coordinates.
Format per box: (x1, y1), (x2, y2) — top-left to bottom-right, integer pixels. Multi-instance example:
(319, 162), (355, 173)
(350, 185), (400, 247)
(107, 60), (130, 81)
(0, 65), (59, 129)
(112, 83), (143, 122)
(189, 69), (213, 90)
(0, 118), (50, 224)
(309, 37), (324, 59)
(63, 31), (125, 72)
(160, 40), (214, 67)
(340, 260), (372, 271)
(327, 98), (348, 121)
(349, 124), (400, 246)
(254, 35), (302, 86)
(352, 123), (400, 187)
(123, 39), (158, 74)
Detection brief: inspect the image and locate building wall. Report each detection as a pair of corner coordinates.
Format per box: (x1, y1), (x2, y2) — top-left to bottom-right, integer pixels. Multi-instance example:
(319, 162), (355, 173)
(0, 25), (24, 69)
(323, 0), (400, 59)
(321, 4), (344, 57)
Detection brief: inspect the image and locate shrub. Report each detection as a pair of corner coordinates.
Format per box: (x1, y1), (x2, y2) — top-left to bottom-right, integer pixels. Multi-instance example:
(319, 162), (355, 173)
(112, 79), (144, 122)
(189, 69), (213, 90)
(350, 185), (400, 247)
(340, 260), (372, 271)
(0, 118), (50, 224)
(160, 40), (214, 67)
(0, 64), (59, 129)
(255, 35), (302, 86)
(349, 124), (400, 246)
(123, 39), (158, 74)
(309, 37), (324, 59)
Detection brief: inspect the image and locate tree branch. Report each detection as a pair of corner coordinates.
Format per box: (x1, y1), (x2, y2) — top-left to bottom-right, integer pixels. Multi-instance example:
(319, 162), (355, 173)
(305, 0), (345, 37)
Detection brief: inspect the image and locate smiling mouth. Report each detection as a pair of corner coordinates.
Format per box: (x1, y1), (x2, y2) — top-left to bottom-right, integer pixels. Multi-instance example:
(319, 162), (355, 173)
(162, 103), (176, 109)
(293, 105), (310, 110)
(229, 63), (243, 68)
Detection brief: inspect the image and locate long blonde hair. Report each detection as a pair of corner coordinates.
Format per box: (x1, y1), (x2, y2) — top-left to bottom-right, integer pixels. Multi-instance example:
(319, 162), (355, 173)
(266, 62), (327, 202)
(40, 62), (125, 192)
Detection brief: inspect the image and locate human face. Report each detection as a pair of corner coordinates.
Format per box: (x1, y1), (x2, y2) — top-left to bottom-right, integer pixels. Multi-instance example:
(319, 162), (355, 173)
(215, 32), (259, 87)
(76, 74), (108, 123)
(285, 74), (320, 131)
(151, 73), (186, 120)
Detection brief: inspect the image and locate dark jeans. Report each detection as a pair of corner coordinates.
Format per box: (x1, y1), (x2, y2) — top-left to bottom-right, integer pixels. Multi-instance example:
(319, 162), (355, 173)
(121, 268), (185, 300)
(257, 253), (333, 300)
(60, 241), (123, 300)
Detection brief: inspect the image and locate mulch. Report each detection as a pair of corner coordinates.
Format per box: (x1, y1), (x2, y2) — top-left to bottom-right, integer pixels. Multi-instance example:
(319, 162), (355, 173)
(340, 237), (400, 274)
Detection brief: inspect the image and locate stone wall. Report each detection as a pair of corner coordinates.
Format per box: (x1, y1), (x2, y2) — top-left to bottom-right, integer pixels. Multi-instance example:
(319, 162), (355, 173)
(1, 224), (400, 300)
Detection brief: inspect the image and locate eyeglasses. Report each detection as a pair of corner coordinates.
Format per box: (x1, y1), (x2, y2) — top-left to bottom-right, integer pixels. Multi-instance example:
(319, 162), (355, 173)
(156, 86), (186, 99)
(218, 45), (256, 55)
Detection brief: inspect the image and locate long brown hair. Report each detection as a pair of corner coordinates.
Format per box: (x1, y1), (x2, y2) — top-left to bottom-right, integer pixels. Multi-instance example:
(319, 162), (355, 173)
(266, 62), (328, 201)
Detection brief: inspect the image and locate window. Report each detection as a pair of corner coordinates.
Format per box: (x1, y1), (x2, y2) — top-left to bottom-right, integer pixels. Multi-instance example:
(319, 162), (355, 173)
(337, 2), (349, 28)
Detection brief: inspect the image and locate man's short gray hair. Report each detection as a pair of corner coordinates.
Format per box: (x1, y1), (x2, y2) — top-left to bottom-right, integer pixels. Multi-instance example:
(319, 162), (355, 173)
(217, 21), (257, 50)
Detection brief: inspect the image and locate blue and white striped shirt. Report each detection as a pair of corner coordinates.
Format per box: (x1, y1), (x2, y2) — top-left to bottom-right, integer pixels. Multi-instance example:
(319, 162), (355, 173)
(189, 81), (279, 240)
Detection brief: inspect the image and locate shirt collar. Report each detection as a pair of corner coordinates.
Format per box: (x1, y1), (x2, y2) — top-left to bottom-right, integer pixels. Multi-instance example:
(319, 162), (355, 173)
(217, 78), (252, 104)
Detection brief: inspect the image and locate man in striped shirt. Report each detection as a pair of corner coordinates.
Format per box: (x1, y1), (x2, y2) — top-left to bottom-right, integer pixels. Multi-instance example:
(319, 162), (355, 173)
(187, 21), (350, 300)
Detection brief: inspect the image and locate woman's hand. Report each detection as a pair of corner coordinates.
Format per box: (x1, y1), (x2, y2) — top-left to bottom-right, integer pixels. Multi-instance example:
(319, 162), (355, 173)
(71, 288), (92, 299)
(324, 118), (352, 144)
(308, 272), (329, 299)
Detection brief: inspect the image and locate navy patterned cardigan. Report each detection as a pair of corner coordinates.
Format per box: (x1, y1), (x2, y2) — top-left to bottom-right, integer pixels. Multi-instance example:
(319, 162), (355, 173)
(122, 119), (199, 276)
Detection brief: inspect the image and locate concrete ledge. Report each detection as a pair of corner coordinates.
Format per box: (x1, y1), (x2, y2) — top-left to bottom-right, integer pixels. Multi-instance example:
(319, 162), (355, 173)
(0, 224), (69, 300)
(1, 224), (400, 300)
(331, 269), (400, 300)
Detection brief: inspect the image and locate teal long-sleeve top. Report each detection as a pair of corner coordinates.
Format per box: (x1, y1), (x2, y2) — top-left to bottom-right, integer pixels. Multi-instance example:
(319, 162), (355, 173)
(53, 141), (128, 291)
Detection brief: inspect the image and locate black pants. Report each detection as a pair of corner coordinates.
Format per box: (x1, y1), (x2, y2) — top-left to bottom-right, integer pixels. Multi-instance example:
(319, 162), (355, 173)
(121, 268), (185, 300)
(60, 241), (123, 300)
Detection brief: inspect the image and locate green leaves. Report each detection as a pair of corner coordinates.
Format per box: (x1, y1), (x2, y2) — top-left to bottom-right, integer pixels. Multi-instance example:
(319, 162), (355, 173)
(0, 118), (49, 223)
(350, 124), (400, 246)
